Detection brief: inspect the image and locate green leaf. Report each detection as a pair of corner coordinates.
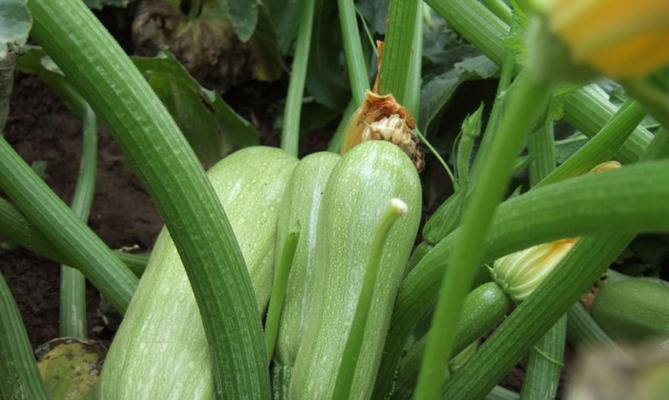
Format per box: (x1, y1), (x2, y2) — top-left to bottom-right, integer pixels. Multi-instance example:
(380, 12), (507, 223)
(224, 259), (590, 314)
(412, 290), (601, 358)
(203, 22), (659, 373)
(305, 0), (349, 109)
(83, 0), (129, 10)
(0, 0), (31, 60)
(133, 52), (258, 165)
(419, 54), (497, 132)
(264, 0), (301, 54)
(217, 0), (258, 42)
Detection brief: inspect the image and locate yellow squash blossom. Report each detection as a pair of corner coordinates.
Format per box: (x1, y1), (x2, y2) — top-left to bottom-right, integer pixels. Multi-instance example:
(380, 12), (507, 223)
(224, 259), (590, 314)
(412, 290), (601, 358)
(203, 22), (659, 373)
(547, 0), (669, 79)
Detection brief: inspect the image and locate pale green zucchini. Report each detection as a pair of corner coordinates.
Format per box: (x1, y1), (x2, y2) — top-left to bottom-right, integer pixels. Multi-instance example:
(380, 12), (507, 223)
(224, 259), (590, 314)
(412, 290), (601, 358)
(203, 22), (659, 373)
(274, 151), (341, 366)
(290, 140), (422, 400)
(98, 146), (297, 399)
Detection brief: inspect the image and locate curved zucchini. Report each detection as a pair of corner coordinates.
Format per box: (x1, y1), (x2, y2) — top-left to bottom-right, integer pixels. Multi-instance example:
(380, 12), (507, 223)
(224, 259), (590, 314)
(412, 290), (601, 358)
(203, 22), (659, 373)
(592, 277), (669, 342)
(98, 147), (298, 399)
(290, 141), (422, 400)
(274, 152), (341, 366)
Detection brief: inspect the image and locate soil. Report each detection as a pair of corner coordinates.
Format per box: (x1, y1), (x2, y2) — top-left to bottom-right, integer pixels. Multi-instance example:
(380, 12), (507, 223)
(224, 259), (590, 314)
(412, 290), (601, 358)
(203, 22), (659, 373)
(1, 74), (164, 346)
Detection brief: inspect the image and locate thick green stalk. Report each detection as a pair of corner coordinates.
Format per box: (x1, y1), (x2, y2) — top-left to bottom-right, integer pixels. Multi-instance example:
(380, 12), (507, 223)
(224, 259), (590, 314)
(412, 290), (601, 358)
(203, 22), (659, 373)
(59, 94), (97, 339)
(470, 51), (515, 184)
(0, 136), (137, 312)
(28, 0), (269, 397)
(378, 0), (420, 103)
(482, 0), (512, 25)
(487, 386), (520, 400)
(265, 232), (299, 363)
(332, 200), (407, 400)
(425, 0), (654, 162)
(521, 105), (564, 400)
(337, 0), (369, 105)
(281, 0), (316, 156)
(640, 128), (669, 162)
(442, 115), (669, 399)
(373, 160), (669, 396)
(403, 2), (423, 117)
(0, 198), (147, 276)
(415, 72), (551, 399)
(328, 99), (357, 152)
(0, 272), (49, 399)
(442, 234), (634, 399)
(538, 100), (646, 187)
(567, 303), (619, 350)
(520, 316), (566, 400)
(527, 117), (556, 187)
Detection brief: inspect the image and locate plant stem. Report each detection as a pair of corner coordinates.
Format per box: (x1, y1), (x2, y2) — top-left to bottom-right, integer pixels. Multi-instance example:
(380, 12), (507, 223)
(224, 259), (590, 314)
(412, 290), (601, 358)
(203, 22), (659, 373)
(374, 154), (669, 398)
(403, 2), (423, 117)
(443, 234), (634, 399)
(0, 198), (148, 276)
(332, 199), (407, 400)
(537, 99), (646, 187)
(328, 99), (357, 152)
(520, 316), (566, 400)
(265, 231), (299, 363)
(0, 272), (49, 399)
(521, 103), (565, 400)
(378, 0), (420, 104)
(337, 0), (369, 106)
(415, 71), (551, 400)
(566, 303), (619, 350)
(0, 136), (137, 312)
(280, 0), (316, 156)
(59, 93), (97, 339)
(482, 0), (512, 24)
(28, 0), (270, 397)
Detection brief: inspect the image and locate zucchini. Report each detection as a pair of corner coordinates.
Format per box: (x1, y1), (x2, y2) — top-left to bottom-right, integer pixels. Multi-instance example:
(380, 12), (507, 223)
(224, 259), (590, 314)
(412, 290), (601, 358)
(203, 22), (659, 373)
(98, 146), (297, 399)
(592, 277), (669, 342)
(274, 152), (341, 366)
(290, 141), (422, 400)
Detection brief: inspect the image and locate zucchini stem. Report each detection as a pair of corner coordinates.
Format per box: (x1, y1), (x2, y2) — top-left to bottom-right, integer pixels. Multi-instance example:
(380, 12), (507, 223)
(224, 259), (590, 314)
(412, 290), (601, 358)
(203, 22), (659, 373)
(265, 231), (300, 363)
(59, 87), (98, 339)
(280, 0), (316, 156)
(331, 199), (408, 400)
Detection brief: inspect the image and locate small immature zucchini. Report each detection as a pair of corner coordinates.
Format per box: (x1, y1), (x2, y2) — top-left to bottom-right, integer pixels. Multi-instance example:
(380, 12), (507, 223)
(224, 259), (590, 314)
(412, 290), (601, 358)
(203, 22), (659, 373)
(290, 140), (422, 400)
(592, 277), (669, 342)
(274, 152), (341, 366)
(98, 147), (297, 400)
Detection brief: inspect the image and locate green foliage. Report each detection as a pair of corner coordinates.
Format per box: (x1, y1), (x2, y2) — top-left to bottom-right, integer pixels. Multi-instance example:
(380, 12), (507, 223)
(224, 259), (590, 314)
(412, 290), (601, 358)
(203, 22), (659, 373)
(134, 52), (258, 165)
(84, 0), (129, 9)
(216, 0), (258, 42)
(0, 0), (31, 59)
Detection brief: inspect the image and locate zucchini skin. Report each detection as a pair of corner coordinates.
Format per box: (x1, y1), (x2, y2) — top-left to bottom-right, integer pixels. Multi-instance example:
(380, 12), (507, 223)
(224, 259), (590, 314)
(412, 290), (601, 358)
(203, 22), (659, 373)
(274, 152), (341, 366)
(98, 147), (297, 400)
(592, 277), (669, 342)
(290, 141), (422, 400)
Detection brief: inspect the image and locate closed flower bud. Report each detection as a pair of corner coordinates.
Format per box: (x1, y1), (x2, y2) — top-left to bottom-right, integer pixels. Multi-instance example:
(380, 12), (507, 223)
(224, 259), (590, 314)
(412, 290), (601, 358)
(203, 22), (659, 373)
(493, 238), (577, 301)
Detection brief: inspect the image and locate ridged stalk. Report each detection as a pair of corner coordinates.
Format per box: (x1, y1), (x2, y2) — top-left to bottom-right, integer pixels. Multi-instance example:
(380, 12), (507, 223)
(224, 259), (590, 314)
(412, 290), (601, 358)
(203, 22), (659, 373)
(60, 92), (97, 339)
(280, 0), (316, 155)
(374, 161), (669, 396)
(337, 0), (369, 105)
(566, 303), (619, 350)
(0, 198), (147, 276)
(415, 72), (552, 399)
(28, 0), (269, 397)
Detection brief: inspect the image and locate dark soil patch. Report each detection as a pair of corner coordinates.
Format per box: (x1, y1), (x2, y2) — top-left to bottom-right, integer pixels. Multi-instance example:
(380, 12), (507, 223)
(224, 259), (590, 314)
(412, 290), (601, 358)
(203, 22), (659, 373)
(1, 74), (163, 347)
